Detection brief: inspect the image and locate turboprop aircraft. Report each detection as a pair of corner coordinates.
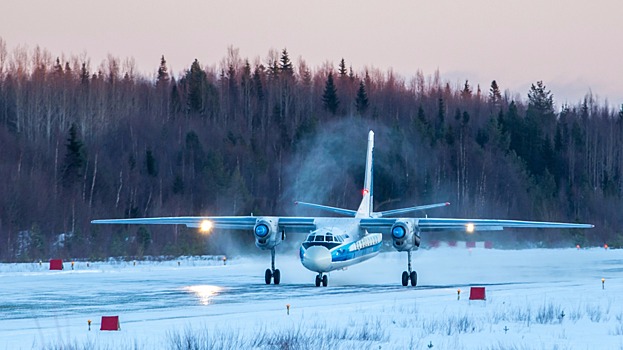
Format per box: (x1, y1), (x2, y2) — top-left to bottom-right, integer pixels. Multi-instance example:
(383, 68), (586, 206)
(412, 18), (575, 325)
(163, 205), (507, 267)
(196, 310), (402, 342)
(92, 130), (593, 287)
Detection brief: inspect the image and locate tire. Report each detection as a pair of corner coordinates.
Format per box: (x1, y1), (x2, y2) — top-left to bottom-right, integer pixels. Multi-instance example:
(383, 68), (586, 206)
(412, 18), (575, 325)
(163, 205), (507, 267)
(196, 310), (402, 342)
(265, 269), (272, 285)
(410, 271), (417, 287)
(322, 275), (328, 287)
(402, 271), (409, 286)
(273, 269), (281, 285)
(315, 275), (321, 287)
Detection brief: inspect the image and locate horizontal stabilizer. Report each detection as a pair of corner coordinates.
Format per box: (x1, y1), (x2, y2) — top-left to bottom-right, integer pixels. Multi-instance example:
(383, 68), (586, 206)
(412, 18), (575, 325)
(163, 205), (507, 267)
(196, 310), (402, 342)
(377, 202), (450, 217)
(294, 201), (357, 217)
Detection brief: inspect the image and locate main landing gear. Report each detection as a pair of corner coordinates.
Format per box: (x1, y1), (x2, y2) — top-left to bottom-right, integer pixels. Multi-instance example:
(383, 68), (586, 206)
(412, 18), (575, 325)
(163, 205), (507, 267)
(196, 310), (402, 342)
(265, 248), (281, 285)
(315, 273), (328, 287)
(401, 250), (417, 287)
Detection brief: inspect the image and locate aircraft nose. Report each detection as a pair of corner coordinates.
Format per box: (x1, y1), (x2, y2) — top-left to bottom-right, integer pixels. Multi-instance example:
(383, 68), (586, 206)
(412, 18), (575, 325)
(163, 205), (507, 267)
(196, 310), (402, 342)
(302, 246), (332, 272)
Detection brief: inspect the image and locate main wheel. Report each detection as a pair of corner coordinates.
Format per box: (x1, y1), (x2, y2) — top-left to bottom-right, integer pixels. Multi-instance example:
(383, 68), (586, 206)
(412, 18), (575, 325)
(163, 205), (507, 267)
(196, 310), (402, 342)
(273, 269), (281, 285)
(322, 274), (328, 287)
(401, 271), (409, 286)
(410, 271), (417, 287)
(315, 275), (321, 287)
(265, 269), (272, 285)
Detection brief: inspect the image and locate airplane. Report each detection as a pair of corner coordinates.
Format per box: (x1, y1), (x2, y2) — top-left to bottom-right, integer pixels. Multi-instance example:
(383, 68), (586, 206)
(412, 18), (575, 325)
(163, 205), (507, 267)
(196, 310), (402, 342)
(92, 130), (594, 287)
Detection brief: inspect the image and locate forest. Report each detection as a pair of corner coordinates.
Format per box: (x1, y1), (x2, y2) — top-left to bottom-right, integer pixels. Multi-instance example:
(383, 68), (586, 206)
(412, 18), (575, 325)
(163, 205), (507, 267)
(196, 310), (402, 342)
(0, 38), (621, 261)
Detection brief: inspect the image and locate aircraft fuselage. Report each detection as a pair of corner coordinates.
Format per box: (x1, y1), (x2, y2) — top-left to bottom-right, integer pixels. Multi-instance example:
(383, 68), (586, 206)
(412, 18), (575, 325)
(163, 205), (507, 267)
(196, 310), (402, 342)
(299, 226), (385, 273)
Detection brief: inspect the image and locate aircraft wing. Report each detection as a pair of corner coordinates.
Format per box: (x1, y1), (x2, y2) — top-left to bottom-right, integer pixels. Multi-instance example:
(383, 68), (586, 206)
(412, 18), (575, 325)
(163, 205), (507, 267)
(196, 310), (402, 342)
(359, 217), (594, 233)
(91, 216), (317, 233)
(416, 218), (594, 232)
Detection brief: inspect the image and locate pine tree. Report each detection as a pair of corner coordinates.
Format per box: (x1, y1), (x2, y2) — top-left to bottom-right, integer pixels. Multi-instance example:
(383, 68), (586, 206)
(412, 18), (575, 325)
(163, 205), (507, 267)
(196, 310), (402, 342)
(61, 123), (86, 188)
(489, 80), (502, 104)
(187, 59), (207, 114)
(355, 80), (369, 115)
(145, 149), (158, 177)
(279, 48), (293, 77)
(527, 81), (554, 118)
(322, 72), (340, 115)
(461, 80), (472, 99)
(338, 58), (347, 78)
(80, 63), (89, 86)
(156, 55), (169, 87)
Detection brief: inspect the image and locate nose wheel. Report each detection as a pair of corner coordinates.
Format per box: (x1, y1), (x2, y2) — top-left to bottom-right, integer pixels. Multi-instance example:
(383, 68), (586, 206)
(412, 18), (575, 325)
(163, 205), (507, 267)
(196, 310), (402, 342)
(401, 250), (418, 287)
(315, 273), (328, 287)
(265, 248), (281, 285)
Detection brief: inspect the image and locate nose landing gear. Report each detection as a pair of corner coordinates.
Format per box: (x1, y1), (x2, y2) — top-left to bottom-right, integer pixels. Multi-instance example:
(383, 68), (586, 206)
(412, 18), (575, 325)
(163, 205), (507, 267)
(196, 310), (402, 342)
(315, 273), (328, 287)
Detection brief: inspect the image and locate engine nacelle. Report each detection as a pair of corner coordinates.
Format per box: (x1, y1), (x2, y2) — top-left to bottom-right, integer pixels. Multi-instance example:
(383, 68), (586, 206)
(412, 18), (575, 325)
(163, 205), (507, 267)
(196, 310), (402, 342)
(391, 219), (421, 252)
(254, 217), (282, 250)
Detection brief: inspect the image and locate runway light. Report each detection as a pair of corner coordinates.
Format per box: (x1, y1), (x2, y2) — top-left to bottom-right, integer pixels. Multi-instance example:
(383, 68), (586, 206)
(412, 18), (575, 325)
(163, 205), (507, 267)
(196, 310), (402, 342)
(466, 223), (475, 233)
(602, 278), (605, 290)
(200, 220), (213, 233)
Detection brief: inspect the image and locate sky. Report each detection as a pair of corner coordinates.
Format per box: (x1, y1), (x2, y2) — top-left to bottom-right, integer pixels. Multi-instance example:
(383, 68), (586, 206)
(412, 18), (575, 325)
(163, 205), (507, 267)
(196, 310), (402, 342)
(2, 0), (622, 107)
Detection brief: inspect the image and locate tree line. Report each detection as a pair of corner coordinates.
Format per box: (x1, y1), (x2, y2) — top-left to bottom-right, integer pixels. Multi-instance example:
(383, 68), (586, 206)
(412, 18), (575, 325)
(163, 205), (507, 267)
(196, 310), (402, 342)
(0, 39), (621, 261)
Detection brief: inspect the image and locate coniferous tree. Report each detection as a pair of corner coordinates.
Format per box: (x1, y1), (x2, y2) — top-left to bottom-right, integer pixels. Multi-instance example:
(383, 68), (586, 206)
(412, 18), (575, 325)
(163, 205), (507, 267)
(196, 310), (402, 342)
(322, 72), (339, 115)
(61, 123), (86, 188)
(279, 49), (293, 77)
(461, 80), (472, 99)
(80, 63), (89, 86)
(145, 149), (158, 177)
(355, 80), (369, 115)
(156, 55), (169, 87)
(187, 59), (207, 114)
(338, 58), (347, 78)
(489, 80), (502, 104)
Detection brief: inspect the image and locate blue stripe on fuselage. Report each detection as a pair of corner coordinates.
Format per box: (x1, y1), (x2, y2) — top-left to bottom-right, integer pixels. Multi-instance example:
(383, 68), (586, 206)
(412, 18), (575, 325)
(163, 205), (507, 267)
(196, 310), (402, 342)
(331, 241), (382, 262)
(299, 241), (382, 264)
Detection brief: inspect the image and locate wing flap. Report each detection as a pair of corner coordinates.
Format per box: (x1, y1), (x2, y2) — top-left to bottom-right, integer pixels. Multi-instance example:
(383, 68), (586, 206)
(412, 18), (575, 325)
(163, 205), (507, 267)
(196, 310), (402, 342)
(418, 218), (593, 231)
(91, 216), (317, 232)
(91, 216), (257, 229)
(358, 217), (593, 233)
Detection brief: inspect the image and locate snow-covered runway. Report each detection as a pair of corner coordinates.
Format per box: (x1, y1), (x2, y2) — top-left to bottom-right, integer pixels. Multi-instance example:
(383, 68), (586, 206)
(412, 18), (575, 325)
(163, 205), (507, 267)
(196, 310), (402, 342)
(1, 247), (621, 349)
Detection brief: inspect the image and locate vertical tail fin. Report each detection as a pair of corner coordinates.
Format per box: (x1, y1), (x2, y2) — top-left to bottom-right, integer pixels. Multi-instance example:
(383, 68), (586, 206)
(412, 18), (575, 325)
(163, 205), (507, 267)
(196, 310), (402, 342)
(356, 130), (374, 218)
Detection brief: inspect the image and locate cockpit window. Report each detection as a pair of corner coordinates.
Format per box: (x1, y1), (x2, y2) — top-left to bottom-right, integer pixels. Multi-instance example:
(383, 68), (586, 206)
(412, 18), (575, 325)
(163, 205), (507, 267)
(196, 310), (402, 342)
(306, 235), (315, 242)
(314, 235), (324, 242)
(326, 236), (333, 242)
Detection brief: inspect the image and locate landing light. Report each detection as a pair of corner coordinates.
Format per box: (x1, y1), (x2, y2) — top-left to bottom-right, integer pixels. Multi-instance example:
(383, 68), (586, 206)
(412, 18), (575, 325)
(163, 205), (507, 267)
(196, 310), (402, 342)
(466, 223), (475, 233)
(200, 220), (213, 233)
(185, 285), (222, 305)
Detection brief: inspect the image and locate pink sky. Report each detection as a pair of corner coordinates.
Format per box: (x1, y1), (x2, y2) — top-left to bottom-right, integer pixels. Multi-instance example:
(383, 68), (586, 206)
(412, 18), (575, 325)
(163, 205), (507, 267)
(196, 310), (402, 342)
(2, 0), (622, 107)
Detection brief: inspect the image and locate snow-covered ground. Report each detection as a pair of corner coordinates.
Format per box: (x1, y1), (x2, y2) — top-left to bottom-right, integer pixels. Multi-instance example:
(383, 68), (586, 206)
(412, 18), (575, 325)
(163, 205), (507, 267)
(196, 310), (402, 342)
(1, 247), (621, 349)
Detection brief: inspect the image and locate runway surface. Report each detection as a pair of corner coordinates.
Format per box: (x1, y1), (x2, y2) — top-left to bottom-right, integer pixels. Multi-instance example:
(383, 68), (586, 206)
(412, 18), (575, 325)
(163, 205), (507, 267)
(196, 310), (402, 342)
(1, 247), (621, 349)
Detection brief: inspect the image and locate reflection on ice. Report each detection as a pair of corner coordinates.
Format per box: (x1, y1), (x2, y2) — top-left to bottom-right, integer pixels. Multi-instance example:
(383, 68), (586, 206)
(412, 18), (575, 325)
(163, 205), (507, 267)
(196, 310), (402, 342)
(184, 285), (223, 305)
